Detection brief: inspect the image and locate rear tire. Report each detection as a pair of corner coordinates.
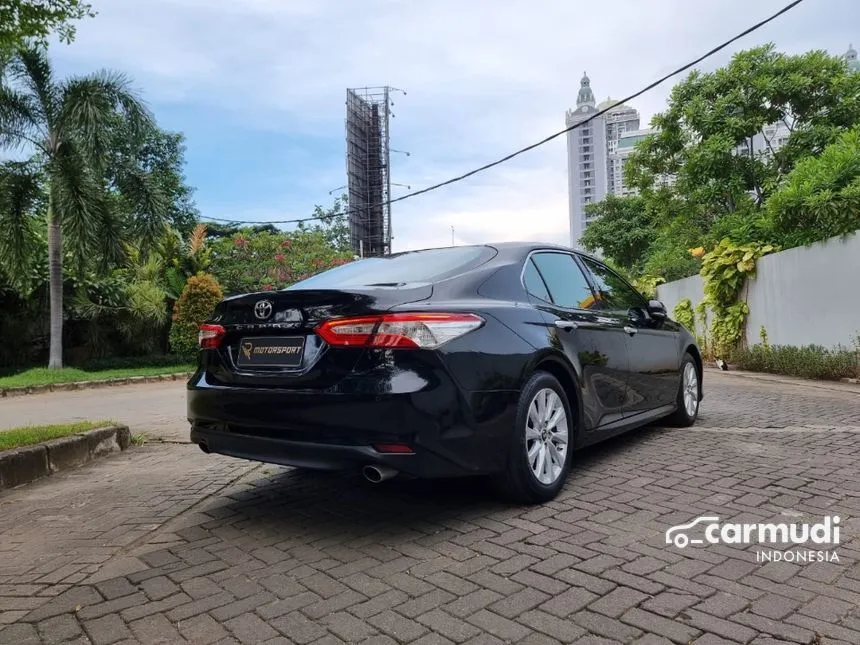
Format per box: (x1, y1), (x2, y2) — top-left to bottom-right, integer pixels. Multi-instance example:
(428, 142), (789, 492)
(496, 371), (574, 504)
(665, 353), (700, 427)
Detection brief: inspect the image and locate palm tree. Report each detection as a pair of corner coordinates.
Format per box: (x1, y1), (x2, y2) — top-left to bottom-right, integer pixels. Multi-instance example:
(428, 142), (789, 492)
(0, 45), (163, 368)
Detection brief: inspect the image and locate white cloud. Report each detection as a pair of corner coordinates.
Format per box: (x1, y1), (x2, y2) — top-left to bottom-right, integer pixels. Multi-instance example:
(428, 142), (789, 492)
(51, 0), (858, 251)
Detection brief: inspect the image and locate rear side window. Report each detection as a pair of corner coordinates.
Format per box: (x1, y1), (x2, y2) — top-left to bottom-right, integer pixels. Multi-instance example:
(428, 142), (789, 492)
(523, 259), (551, 302)
(286, 246), (495, 289)
(530, 253), (597, 310)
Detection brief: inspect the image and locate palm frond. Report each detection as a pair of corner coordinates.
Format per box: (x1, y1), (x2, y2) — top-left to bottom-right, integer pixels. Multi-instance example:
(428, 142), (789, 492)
(126, 281), (168, 324)
(57, 70), (153, 172)
(0, 82), (45, 152)
(0, 161), (42, 290)
(6, 45), (56, 129)
(50, 140), (121, 274)
(115, 166), (168, 253)
(69, 288), (113, 320)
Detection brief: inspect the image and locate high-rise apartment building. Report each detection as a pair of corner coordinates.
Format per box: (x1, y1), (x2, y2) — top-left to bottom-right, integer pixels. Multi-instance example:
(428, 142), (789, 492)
(565, 73), (639, 248)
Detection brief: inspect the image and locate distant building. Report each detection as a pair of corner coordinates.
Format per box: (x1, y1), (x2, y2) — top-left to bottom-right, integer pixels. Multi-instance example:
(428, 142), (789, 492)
(613, 128), (656, 197)
(733, 121), (792, 159)
(565, 73), (639, 248)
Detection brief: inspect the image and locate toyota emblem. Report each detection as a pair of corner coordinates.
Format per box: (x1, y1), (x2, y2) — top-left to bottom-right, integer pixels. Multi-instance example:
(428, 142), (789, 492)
(254, 299), (273, 320)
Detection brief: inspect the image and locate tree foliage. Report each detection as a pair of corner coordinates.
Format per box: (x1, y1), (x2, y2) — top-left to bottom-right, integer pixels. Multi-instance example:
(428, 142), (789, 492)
(629, 45), (860, 219)
(0, 0), (94, 52)
(208, 198), (352, 296)
(107, 123), (199, 235)
(579, 196), (655, 272)
(0, 45), (169, 367)
(766, 125), (860, 246)
(589, 44), (859, 283)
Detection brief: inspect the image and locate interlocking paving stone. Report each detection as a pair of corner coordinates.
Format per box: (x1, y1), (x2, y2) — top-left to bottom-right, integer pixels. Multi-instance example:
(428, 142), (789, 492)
(0, 373), (859, 643)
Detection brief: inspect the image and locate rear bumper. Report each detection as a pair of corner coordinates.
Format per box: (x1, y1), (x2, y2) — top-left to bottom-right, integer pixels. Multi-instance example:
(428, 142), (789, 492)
(187, 370), (518, 478)
(191, 427), (473, 478)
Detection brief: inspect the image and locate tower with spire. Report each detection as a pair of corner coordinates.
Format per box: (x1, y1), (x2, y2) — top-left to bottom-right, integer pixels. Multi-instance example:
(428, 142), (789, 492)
(565, 73), (639, 249)
(846, 44), (859, 73)
(577, 72), (595, 107)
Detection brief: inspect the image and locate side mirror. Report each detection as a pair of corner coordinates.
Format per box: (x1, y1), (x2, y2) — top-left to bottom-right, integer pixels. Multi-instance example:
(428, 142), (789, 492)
(648, 300), (667, 319)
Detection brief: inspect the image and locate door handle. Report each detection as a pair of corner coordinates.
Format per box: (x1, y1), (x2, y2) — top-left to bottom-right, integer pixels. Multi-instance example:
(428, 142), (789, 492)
(555, 320), (604, 330)
(623, 326), (639, 336)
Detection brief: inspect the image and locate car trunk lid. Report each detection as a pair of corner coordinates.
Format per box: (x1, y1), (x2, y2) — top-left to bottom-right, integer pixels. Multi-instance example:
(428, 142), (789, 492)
(204, 285), (433, 389)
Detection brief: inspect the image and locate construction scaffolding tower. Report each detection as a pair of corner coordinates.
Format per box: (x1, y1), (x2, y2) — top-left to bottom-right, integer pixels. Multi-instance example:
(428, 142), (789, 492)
(345, 87), (391, 257)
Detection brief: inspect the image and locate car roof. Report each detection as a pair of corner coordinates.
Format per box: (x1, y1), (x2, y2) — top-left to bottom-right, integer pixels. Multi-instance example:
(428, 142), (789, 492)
(390, 241), (603, 264)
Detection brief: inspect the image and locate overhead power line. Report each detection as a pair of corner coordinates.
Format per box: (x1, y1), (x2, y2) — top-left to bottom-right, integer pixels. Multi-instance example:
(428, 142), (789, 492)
(202, 0), (805, 226)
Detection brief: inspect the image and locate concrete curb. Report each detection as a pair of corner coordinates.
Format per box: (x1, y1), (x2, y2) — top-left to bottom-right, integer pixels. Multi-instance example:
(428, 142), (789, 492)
(704, 365), (860, 395)
(0, 372), (192, 398)
(0, 424), (131, 491)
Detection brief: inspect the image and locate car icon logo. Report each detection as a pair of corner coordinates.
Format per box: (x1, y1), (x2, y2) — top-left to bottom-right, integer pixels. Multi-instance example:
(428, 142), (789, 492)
(254, 299), (273, 320)
(665, 516), (720, 548)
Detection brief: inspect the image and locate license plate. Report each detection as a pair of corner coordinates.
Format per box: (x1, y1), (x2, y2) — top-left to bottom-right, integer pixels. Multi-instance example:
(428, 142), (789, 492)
(236, 336), (305, 368)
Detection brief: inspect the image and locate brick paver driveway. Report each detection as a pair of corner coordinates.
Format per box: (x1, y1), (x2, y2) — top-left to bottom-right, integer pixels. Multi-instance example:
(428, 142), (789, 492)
(1, 371), (859, 644)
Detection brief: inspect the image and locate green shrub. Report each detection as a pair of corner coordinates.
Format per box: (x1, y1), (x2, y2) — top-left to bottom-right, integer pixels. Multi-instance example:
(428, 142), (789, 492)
(168, 273), (223, 359)
(731, 344), (859, 381)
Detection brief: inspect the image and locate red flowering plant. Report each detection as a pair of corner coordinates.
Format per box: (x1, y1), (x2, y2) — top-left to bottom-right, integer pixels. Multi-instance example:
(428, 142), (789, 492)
(210, 228), (352, 296)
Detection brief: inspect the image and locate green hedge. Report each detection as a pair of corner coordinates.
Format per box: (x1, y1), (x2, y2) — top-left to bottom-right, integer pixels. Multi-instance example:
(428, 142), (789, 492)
(731, 344), (859, 381)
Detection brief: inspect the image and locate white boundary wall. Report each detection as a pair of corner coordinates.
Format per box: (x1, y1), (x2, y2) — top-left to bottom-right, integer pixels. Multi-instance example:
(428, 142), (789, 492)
(657, 232), (860, 348)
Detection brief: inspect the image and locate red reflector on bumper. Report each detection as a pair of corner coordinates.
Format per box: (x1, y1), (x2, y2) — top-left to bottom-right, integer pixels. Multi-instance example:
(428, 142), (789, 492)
(373, 443), (415, 454)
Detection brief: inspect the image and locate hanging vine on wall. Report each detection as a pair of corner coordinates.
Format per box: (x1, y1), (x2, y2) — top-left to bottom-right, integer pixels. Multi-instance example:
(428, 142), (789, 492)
(674, 297), (712, 358)
(673, 298), (695, 333)
(699, 238), (776, 358)
(694, 301), (712, 360)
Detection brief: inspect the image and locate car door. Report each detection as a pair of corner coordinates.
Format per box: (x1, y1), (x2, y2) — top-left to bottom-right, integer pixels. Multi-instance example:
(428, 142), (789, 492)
(524, 251), (634, 432)
(577, 256), (680, 416)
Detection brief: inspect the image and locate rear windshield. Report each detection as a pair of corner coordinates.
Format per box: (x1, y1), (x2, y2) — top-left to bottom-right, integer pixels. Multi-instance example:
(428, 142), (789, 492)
(286, 245), (495, 289)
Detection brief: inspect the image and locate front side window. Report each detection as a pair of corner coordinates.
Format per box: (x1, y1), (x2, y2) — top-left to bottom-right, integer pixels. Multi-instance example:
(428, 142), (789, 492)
(529, 253), (597, 310)
(579, 257), (647, 312)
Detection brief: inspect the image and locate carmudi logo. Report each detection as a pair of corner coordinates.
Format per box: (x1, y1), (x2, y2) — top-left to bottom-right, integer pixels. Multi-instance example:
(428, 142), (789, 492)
(665, 515), (841, 564)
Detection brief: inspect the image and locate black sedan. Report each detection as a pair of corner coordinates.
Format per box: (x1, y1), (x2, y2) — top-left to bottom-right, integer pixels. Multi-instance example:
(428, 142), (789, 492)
(188, 243), (702, 503)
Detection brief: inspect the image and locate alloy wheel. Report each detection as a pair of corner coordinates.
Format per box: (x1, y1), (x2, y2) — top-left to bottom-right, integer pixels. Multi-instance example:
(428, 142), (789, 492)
(525, 388), (569, 485)
(683, 362), (699, 417)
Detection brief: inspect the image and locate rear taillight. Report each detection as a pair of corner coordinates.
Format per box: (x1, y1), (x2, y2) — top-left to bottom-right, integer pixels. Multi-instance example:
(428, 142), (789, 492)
(373, 443), (415, 454)
(198, 323), (226, 349)
(316, 313), (484, 349)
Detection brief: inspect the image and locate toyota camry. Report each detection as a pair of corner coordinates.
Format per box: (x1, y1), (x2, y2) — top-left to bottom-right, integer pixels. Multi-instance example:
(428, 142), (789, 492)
(188, 243), (702, 503)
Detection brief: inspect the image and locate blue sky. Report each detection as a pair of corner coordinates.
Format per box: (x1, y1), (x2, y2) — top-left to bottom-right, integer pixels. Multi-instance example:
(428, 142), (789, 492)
(49, 0), (858, 251)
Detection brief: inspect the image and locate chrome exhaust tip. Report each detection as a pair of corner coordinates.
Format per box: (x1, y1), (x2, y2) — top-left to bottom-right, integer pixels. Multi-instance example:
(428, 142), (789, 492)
(362, 464), (398, 483)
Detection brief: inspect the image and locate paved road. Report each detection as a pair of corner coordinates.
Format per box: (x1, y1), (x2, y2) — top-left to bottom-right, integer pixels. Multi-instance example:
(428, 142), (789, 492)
(1, 372), (859, 644)
(0, 382), (189, 442)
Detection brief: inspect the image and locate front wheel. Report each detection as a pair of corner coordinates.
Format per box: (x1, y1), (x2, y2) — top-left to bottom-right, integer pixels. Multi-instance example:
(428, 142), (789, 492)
(496, 371), (574, 504)
(665, 353), (700, 427)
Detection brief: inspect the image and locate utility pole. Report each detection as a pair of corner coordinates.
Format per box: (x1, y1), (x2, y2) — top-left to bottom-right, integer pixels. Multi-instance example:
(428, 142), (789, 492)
(451, 226), (455, 246)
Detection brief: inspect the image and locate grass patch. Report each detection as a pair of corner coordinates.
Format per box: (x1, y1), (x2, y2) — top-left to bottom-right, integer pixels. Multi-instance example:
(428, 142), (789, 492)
(0, 364), (193, 389)
(79, 354), (190, 370)
(731, 344), (859, 381)
(0, 420), (113, 452)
